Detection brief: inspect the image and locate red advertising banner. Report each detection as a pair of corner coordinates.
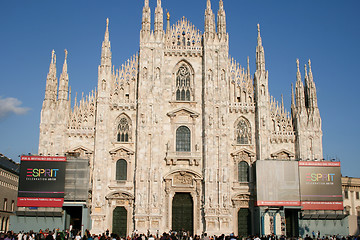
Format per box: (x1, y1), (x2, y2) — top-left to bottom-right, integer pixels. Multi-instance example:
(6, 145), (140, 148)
(17, 197), (64, 207)
(20, 156), (66, 162)
(256, 201), (301, 207)
(301, 201), (344, 210)
(299, 161), (341, 167)
(17, 156), (66, 207)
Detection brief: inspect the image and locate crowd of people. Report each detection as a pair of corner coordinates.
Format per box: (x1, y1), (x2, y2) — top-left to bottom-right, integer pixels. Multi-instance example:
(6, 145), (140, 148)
(1, 230), (360, 240)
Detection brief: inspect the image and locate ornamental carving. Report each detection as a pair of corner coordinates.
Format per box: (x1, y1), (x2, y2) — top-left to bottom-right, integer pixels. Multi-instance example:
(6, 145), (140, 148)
(105, 191), (134, 201)
(232, 194), (251, 208)
(174, 172), (193, 185)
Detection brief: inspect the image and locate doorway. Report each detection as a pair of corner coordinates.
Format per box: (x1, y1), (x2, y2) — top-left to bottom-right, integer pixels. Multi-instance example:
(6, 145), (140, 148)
(285, 209), (299, 237)
(113, 207), (127, 238)
(238, 208), (251, 237)
(172, 193), (194, 235)
(63, 206), (82, 233)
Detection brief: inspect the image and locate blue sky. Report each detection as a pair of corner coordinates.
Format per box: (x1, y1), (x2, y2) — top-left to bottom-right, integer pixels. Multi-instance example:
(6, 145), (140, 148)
(0, 0), (359, 177)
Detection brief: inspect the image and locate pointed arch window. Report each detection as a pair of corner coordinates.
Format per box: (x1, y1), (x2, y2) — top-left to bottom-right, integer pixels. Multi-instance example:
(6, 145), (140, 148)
(176, 126), (191, 152)
(117, 117), (131, 142)
(238, 161), (249, 182)
(116, 159), (127, 181)
(236, 118), (251, 145)
(176, 65), (192, 101)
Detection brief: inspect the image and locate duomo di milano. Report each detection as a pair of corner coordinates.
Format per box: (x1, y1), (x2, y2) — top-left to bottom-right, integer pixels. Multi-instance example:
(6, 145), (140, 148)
(38, 0), (323, 236)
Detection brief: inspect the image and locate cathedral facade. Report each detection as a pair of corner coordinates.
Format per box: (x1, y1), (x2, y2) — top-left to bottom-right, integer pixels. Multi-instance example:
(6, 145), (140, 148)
(38, 0), (323, 236)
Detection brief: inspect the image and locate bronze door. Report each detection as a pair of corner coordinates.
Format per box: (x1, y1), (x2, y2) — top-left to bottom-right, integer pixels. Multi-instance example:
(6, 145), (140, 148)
(113, 207), (127, 237)
(172, 193), (194, 235)
(238, 208), (251, 237)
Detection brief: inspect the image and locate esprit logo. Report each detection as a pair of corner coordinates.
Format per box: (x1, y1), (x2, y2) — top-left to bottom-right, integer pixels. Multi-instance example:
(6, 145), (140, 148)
(306, 173), (335, 182)
(26, 168), (59, 178)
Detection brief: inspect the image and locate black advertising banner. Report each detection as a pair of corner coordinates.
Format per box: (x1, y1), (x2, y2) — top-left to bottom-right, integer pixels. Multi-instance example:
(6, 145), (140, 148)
(299, 161), (343, 210)
(17, 156), (66, 207)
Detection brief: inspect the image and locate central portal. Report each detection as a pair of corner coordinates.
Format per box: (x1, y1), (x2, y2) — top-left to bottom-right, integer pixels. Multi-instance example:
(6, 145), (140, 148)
(172, 193), (194, 235)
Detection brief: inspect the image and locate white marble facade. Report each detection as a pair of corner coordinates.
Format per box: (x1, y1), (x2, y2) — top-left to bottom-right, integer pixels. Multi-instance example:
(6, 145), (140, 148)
(38, 0), (323, 236)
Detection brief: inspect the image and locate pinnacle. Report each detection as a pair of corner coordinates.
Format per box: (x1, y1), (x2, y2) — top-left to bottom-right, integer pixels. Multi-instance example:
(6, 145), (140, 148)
(296, 59), (300, 72)
(207, 0), (212, 9)
(51, 49), (55, 64)
(257, 23), (262, 46)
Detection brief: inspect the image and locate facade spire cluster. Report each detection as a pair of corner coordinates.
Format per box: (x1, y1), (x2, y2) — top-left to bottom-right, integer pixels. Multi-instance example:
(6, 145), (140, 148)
(40, 49), (71, 155)
(208, 0), (229, 41)
(292, 58), (322, 160)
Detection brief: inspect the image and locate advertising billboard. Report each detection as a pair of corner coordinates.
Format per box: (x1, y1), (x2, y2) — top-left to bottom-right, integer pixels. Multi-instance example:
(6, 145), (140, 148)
(299, 161), (343, 210)
(17, 156), (66, 207)
(256, 160), (301, 206)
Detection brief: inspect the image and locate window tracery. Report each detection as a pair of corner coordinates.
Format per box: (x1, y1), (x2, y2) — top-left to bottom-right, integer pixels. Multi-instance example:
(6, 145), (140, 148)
(176, 65), (192, 101)
(117, 116), (131, 142)
(236, 118), (251, 145)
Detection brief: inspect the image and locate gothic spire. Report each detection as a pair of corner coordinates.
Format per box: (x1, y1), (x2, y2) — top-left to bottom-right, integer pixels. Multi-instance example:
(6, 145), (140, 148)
(295, 59), (305, 110)
(104, 18), (109, 42)
(304, 63), (309, 85)
(101, 18), (112, 67)
(44, 50), (58, 104)
(154, 0), (164, 37)
(205, 0), (216, 39)
(141, 0), (151, 37)
(308, 59), (313, 82)
(256, 24), (265, 73)
(247, 56), (250, 78)
(291, 83), (295, 109)
(217, 0), (227, 39)
(58, 49), (69, 101)
(296, 58), (301, 83)
(306, 59), (318, 110)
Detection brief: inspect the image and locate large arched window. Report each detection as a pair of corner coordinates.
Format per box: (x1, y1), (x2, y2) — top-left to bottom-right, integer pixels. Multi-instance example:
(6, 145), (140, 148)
(176, 126), (191, 152)
(176, 65), (192, 101)
(116, 159), (127, 181)
(238, 161), (249, 182)
(236, 118), (251, 145)
(117, 117), (131, 142)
